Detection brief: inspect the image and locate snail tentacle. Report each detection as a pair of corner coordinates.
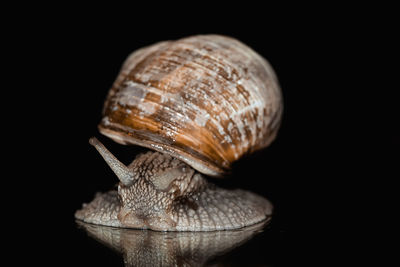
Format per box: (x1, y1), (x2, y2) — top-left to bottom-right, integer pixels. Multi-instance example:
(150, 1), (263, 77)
(89, 137), (134, 186)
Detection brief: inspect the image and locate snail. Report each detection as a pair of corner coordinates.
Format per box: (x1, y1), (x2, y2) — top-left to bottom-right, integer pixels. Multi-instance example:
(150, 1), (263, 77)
(75, 35), (282, 231)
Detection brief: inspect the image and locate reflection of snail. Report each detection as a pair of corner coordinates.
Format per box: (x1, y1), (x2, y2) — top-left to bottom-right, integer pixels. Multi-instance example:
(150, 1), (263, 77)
(76, 220), (267, 266)
(75, 35), (282, 231)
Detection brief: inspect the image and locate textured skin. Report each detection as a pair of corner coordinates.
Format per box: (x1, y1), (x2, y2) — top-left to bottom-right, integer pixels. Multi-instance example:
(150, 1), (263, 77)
(75, 151), (272, 231)
(99, 35), (283, 176)
(77, 220), (268, 266)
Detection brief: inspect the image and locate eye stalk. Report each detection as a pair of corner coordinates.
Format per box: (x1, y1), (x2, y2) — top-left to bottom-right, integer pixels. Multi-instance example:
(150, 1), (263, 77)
(89, 137), (134, 186)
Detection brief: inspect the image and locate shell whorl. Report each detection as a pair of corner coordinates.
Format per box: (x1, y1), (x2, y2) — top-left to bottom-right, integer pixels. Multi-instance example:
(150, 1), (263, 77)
(99, 35), (282, 176)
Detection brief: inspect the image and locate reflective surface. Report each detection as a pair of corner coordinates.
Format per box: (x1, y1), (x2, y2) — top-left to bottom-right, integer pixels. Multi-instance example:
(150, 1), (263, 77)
(76, 219), (275, 266)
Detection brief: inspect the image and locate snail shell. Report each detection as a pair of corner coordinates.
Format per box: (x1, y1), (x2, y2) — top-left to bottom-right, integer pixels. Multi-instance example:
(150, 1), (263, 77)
(99, 35), (282, 176)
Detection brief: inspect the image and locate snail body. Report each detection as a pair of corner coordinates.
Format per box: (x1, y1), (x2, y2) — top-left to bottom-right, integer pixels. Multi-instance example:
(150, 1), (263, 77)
(75, 35), (282, 231)
(75, 139), (272, 231)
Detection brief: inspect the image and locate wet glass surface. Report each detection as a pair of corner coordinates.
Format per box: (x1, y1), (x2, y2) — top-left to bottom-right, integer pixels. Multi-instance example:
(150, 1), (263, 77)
(74, 219), (287, 266)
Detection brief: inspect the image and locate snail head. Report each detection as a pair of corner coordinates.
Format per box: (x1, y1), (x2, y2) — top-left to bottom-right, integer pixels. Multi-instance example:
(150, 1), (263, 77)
(89, 137), (205, 229)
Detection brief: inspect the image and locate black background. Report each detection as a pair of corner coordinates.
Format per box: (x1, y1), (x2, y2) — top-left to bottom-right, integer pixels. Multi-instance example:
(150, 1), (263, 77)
(7, 5), (395, 266)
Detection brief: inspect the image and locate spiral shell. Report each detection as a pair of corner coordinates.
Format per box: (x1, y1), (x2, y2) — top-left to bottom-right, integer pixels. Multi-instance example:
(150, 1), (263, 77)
(99, 35), (282, 176)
